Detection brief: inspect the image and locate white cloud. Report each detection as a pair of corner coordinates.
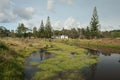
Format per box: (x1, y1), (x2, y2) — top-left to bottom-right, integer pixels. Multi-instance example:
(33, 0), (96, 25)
(52, 17), (84, 30)
(64, 17), (84, 29)
(52, 21), (63, 30)
(14, 7), (35, 20)
(20, 19), (40, 30)
(60, 0), (74, 5)
(0, 0), (17, 22)
(47, 0), (74, 12)
(0, 0), (35, 23)
(47, 0), (54, 12)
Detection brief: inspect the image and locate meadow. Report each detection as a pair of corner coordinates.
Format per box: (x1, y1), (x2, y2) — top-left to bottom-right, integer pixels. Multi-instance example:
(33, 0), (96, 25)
(1, 38), (119, 80)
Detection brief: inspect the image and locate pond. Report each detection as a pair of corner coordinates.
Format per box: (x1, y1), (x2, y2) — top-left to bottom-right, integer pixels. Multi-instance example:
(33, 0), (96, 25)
(82, 49), (120, 80)
(24, 49), (56, 80)
(24, 48), (120, 80)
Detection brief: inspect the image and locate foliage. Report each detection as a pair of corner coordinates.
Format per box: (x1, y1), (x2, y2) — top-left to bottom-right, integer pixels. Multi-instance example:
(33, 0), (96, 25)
(33, 26), (38, 38)
(89, 7), (100, 38)
(45, 16), (53, 38)
(16, 23), (29, 38)
(0, 26), (10, 37)
(0, 41), (24, 80)
(33, 41), (98, 80)
(38, 20), (45, 38)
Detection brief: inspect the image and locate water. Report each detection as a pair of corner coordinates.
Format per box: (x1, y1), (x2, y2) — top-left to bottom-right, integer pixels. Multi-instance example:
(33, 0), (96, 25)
(24, 50), (56, 80)
(83, 50), (120, 80)
(24, 48), (120, 80)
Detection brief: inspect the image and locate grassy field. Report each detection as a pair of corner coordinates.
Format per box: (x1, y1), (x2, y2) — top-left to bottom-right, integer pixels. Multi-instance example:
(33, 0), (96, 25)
(55, 38), (120, 53)
(1, 38), (119, 80)
(0, 38), (46, 80)
(33, 41), (98, 80)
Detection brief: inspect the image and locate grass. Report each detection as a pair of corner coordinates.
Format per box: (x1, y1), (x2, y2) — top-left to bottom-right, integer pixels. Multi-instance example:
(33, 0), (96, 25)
(30, 62), (40, 66)
(33, 41), (98, 80)
(55, 39), (120, 53)
(0, 40), (24, 80)
(0, 38), (46, 80)
(0, 38), (100, 80)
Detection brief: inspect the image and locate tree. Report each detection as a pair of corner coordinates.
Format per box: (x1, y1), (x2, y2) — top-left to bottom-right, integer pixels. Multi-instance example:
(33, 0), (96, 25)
(0, 26), (10, 38)
(90, 7), (100, 38)
(33, 26), (38, 38)
(45, 16), (53, 38)
(70, 28), (79, 39)
(16, 23), (28, 38)
(10, 30), (16, 38)
(38, 20), (45, 38)
(80, 28), (86, 39)
(85, 26), (91, 39)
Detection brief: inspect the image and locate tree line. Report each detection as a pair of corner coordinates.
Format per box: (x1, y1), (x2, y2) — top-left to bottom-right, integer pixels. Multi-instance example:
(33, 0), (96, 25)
(0, 7), (119, 39)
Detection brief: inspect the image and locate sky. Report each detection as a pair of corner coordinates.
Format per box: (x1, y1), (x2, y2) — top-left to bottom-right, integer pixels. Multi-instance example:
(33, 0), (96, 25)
(0, 0), (120, 31)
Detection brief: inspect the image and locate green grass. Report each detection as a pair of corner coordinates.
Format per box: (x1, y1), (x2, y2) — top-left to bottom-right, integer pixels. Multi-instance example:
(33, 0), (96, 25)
(33, 41), (98, 80)
(55, 39), (120, 53)
(0, 38), (99, 80)
(30, 62), (40, 66)
(0, 41), (24, 80)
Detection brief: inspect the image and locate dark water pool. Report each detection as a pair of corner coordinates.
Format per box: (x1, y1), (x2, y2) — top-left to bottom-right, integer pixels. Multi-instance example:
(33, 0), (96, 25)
(83, 50), (120, 80)
(24, 50), (55, 80)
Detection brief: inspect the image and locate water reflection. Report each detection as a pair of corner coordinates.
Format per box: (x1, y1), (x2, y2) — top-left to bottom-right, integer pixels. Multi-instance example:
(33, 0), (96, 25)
(24, 48), (56, 80)
(83, 49), (120, 80)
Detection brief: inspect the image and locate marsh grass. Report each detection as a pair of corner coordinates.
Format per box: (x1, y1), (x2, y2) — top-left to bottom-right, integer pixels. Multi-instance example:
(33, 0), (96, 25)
(33, 41), (98, 80)
(55, 39), (120, 53)
(0, 41), (24, 80)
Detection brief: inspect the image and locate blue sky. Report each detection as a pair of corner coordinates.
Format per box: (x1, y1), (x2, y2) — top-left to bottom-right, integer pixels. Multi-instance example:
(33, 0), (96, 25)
(0, 0), (120, 31)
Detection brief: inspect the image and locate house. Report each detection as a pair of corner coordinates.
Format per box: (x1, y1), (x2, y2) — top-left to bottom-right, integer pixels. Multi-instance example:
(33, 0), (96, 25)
(51, 35), (68, 39)
(60, 35), (68, 39)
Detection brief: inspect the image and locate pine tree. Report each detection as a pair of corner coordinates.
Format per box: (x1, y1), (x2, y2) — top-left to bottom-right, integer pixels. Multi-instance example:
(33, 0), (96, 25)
(38, 20), (45, 38)
(90, 7), (100, 38)
(45, 16), (53, 38)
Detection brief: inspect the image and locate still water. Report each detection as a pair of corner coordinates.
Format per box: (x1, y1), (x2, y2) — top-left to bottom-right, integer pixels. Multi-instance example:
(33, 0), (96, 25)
(24, 49), (55, 80)
(24, 48), (120, 80)
(83, 50), (120, 80)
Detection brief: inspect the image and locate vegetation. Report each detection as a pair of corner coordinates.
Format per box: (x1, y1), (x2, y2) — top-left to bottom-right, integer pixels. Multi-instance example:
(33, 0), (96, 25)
(0, 41), (24, 80)
(33, 41), (98, 80)
(89, 7), (101, 39)
(0, 38), (47, 80)
(55, 39), (120, 53)
(0, 6), (120, 80)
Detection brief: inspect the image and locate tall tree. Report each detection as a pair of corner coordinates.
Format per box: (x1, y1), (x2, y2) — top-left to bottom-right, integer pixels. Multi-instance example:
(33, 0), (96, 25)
(45, 16), (53, 38)
(38, 20), (45, 38)
(33, 26), (37, 38)
(16, 23), (28, 38)
(90, 7), (100, 38)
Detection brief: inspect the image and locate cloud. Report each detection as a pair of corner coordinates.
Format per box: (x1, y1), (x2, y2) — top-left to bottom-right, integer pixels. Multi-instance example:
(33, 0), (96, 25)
(52, 21), (63, 30)
(0, 0), (35, 23)
(14, 7), (35, 20)
(64, 17), (84, 29)
(47, 0), (54, 12)
(47, 0), (74, 12)
(60, 0), (74, 5)
(0, 0), (16, 22)
(52, 17), (84, 30)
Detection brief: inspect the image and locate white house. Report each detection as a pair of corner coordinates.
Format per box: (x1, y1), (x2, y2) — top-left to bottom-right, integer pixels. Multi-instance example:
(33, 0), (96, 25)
(51, 35), (68, 39)
(60, 35), (68, 39)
